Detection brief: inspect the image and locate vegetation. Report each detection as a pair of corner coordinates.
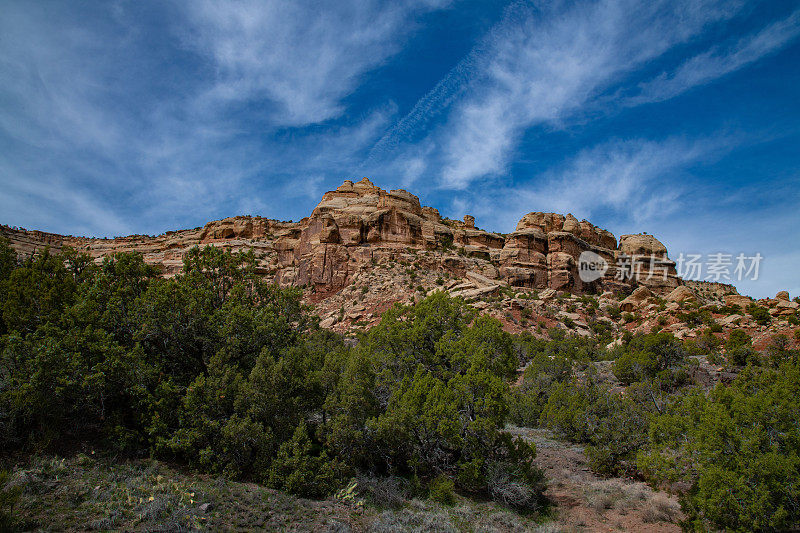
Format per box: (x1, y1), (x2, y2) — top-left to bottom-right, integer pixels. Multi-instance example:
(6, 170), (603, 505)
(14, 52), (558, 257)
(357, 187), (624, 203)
(0, 240), (545, 530)
(747, 303), (771, 326)
(1, 237), (798, 530)
(639, 364), (800, 531)
(511, 324), (800, 529)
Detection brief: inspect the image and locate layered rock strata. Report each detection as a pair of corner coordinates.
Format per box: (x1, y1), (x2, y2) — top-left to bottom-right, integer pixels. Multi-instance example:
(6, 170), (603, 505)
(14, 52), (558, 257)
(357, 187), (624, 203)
(1, 177), (680, 297)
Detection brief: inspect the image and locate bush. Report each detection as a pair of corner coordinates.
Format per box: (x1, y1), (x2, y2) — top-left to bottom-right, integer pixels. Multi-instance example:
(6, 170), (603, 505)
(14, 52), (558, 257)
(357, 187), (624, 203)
(726, 329), (751, 350)
(509, 353), (572, 427)
(766, 334), (799, 367)
(356, 475), (408, 508)
(0, 246), (331, 492)
(638, 364), (800, 531)
(267, 424), (344, 498)
(486, 460), (546, 511)
(325, 294), (545, 502)
(725, 329), (756, 366)
(605, 304), (622, 320)
(612, 332), (687, 387)
(0, 470), (22, 531)
(747, 303), (771, 326)
(428, 475), (455, 505)
(1, 249), (547, 507)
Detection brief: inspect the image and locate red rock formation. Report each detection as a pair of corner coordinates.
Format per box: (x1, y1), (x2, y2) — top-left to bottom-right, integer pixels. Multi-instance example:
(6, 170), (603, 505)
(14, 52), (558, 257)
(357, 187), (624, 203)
(0, 178), (682, 298)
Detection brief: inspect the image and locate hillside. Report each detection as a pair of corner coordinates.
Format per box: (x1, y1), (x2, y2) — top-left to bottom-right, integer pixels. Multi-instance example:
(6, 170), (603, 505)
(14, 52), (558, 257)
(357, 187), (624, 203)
(1, 181), (799, 532)
(3, 178), (797, 344)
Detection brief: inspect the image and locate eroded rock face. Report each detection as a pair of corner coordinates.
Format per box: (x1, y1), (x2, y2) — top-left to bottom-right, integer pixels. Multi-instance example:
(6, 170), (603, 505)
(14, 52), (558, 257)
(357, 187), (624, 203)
(500, 212), (623, 293)
(0, 178), (686, 301)
(616, 234), (679, 292)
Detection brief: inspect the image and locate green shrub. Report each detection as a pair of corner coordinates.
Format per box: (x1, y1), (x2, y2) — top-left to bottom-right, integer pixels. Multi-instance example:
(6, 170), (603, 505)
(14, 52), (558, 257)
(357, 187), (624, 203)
(726, 329), (751, 350)
(677, 310), (711, 328)
(540, 378), (655, 476)
(539, 381), (598, 443)
(725, 329), (756, 366)
(716, 303), (741, 315)
(0, 470), (22, 531)
(612, 332), (687, 387)
(605, 304), (621, 320)
(0, 247), (550, 507)
(747, 303), (771, 326)
(509, 353), (572, 427)
(267, 424), (344, 498)
(325, 293), (545, 501)
(428, 475), (455, 505)
(766, 334), (799, 367)
(638, 364), (800, 531)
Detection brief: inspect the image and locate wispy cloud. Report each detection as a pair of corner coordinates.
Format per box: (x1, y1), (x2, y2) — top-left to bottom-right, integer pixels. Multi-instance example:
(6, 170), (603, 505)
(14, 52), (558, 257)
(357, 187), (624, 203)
(181, 0), (451, 127)
(462, 134), (740, 232)
(627, 8), (800, 105)
(433, 0), (745, 189)
(0, 1), (427, 235)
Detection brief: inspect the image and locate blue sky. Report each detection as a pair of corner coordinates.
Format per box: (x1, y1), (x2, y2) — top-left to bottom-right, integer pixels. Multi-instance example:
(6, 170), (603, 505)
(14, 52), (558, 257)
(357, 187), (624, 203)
(1, 0), (798, 298)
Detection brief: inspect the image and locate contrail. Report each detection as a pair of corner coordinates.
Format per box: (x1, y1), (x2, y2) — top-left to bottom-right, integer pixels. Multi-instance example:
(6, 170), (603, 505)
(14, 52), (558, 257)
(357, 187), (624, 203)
(359, 1), (529, 170)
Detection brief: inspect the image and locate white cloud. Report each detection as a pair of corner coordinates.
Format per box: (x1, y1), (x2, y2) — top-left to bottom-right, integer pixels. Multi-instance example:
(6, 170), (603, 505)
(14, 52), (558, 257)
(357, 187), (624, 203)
(454, 131), (799, 299)
(434, 0), (746, 188)
(629, 8), (800, 105)
(181, 0), (451, 126)
(0, 2), (412, 236)
(461, 134), (737, 232)
(655, 202), (800, 299)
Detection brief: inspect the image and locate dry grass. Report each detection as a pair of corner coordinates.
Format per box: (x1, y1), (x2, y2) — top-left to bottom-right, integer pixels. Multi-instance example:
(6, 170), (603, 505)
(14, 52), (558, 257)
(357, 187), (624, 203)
(584, 478), (679, 523)
(9, 454), (555, 532)
(584, 479), (625, 512)
(368, 505), (457, 533)
(641, 493), (681, 523)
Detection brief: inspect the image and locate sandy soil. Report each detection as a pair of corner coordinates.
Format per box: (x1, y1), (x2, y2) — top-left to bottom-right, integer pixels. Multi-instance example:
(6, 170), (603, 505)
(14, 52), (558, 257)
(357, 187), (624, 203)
(506, 426), (683, 532)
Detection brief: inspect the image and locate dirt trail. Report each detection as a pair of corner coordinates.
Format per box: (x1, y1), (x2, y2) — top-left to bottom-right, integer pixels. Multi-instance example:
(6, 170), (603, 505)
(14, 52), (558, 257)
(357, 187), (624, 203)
(506, 426), (682, 532)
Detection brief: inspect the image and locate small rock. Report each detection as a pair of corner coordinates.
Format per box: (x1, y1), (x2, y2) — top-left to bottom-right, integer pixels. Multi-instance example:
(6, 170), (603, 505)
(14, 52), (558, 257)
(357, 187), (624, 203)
(539, 288), (557, 300)
(319, 316), (337, 328)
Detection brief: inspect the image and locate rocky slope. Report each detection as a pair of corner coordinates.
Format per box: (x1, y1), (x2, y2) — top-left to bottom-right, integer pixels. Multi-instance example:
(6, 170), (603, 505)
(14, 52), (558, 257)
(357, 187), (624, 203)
(3, 178), (798, 346)
(1, 178), (677, 292)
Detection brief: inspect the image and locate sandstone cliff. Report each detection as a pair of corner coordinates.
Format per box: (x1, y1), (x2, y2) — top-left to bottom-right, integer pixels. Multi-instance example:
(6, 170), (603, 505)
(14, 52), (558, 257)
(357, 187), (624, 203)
(1, 178), (680, 298)
(1, 178), (683, 293)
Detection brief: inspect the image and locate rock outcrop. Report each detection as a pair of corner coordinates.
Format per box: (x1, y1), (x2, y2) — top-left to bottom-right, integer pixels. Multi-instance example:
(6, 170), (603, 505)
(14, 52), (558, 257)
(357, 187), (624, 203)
(666, 285), (696, 303)
(2, 178), (688, 301)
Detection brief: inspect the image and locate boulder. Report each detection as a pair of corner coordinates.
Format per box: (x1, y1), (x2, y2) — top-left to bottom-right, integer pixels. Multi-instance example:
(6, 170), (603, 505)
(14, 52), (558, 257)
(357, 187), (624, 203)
(666, 285), (696, 303)
(620, 286), (654, 312)
(618, 234), (667, 257)
(776, 290), (790, 301)
(719, 314), (742, 327)
(539, 288), (557, 300)
(724, 294), (752, 309)
(466, 270), (504, 288)
(459, 285), (501, 299)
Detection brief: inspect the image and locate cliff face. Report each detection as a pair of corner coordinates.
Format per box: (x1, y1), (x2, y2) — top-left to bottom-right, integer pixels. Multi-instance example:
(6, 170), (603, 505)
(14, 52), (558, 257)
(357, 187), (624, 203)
(1, 177), (679, 298)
